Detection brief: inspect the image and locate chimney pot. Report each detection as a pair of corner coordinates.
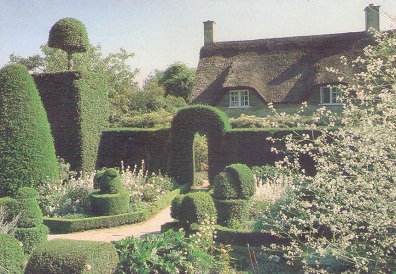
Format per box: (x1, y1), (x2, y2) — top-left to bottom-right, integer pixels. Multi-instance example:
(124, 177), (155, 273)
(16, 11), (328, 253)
(203, 20), (215, 45)
(365, 4), (380, 31)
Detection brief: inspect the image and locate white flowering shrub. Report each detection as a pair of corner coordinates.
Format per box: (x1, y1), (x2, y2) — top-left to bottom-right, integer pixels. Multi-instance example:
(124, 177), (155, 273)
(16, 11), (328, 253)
(262, 30), (396, 273)
(120, 160), (175, 205)
(38, 160), (175, 217)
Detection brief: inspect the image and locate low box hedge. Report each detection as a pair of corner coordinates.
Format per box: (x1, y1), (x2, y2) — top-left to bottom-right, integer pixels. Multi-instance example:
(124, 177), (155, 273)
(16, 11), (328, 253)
(44, 186), (186, 233)
(90, 190), (130, 216)
(25, 239), (118, 274)
(215, 225), (290, 247)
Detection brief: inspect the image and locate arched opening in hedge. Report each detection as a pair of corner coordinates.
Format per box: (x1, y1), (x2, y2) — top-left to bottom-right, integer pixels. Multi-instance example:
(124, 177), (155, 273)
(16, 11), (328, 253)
(169, 105), (231, 187)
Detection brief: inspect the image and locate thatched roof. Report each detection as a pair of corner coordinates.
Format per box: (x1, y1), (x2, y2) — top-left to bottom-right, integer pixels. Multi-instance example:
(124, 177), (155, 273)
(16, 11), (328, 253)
(191, 31), (372, 104)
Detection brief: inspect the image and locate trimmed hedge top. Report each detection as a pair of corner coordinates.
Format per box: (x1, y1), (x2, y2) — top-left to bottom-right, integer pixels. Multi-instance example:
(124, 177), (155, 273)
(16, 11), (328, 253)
(0, 64), (59, 196)
(172, 104), (231, 135)
(48, 18), (89, 54)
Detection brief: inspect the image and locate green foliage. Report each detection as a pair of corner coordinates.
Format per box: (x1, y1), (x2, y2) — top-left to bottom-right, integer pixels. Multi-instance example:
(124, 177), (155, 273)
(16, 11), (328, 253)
(212, 171), (239, 200)
(224, 164), (256, 199)
(48, 18), (89, 54)
(9, 43), (140, 126)
(34, 70), (109, 172)
(99, 168), (122, 194)
(25, 239), (118, 274)
(0, 64), (58, 196)
(179, 192), (217, 227)
(14, 187), (39, 200)
(214, 199), (250, 228)
(194, 133), (208, 172)
(170, 194), (185, 220)
(114, 217), (230, 274)
(14, 187), (43, 228)
(0, 233), (26, 274)
(116, 109), (174, 128)
(13, 224), (48, 254)
(48, 18), (89, 70)
(90, 191), (130, 216)
(159, 62), (196, 102)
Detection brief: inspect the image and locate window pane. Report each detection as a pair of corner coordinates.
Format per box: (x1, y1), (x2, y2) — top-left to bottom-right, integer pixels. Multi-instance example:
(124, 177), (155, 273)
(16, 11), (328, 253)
(241, 90), (249, 106)
(321, 87), (330, 103)
(230, 91), (238, 107)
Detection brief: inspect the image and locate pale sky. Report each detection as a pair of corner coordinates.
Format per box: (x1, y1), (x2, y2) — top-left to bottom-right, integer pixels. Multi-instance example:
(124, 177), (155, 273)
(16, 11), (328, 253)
(1, 0), (396, 85)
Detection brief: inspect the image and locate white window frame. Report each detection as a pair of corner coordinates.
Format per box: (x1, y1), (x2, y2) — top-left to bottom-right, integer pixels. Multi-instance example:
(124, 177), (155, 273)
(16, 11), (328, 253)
(320, 86), (342, 105)
(229, 90), (250, 108)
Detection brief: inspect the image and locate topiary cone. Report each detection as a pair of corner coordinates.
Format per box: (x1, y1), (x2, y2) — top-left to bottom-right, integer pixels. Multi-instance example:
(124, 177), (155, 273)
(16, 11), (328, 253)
(0, 64), (59, 196)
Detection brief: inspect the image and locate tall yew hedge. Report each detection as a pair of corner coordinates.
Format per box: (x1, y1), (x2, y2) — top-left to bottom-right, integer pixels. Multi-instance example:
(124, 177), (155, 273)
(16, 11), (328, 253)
(0, 64), (58, 196)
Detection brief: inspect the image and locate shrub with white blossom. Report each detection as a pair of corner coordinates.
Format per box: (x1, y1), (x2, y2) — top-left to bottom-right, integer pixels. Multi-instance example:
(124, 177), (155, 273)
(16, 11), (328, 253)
(262, 30), (396, 273)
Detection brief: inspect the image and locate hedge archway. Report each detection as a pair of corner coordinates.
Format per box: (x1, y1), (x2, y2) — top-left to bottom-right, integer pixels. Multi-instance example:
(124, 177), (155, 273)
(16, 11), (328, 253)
(169, 105), (231, 187)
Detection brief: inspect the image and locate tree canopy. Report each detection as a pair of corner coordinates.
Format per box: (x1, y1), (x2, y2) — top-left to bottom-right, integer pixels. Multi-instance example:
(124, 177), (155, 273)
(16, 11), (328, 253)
(159, 62), (196, 102)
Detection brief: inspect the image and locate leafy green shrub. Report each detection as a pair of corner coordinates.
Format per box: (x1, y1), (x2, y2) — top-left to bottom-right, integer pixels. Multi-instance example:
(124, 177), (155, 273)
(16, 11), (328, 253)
(170, 194), (185, 220)
(215, 199), (250, 229)
(99, 168), (122, 194)
(14, 223), (49, 254)
(212, 171), (239, 200)
(25, 239), (118, 274)
(179, 192), (217, 227)
(14, 188), (43, 228)
(0, 233), (25, 274)
(224, 164), (256, 199)
(194, 133), (208, 172)
(117, 109), (174, 128)
(90, 191), (130, 216)
(0, 64), (58, 196)
(114, 217), (230, 274)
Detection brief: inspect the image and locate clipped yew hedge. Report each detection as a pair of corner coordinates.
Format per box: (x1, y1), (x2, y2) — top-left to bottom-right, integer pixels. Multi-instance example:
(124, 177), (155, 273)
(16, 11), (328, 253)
(25, 239), (118, 274)
(0, 64), (58, 196)
(170, 105), (231, 186)
(34, 71), (109, 172)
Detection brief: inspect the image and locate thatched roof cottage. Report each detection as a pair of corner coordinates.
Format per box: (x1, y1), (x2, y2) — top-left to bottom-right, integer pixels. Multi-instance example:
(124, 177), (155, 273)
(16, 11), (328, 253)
(191, 5), (379, 110)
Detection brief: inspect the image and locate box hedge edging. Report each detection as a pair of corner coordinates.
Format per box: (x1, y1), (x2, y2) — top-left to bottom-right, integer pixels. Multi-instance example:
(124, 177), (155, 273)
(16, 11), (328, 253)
(44, 185), (186, 233)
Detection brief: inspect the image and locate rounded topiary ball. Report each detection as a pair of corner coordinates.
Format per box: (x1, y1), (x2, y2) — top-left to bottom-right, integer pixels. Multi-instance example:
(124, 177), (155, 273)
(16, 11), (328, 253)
(99, 168), (122, 194)
(224, 164), (256, 199)
(48, 17), (89, 54)
(212, 171), (239, 200)
(179, 192), (217, 227)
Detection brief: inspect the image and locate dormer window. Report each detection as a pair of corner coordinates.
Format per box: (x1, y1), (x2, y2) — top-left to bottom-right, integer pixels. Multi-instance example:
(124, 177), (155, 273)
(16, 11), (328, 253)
(320, 86), (342, 105)
(229, 90), (249, 108)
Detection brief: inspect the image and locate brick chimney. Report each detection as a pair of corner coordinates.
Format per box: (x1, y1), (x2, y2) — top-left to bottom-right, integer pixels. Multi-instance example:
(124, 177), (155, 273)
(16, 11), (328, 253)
(203, 20), (215, 45)
(365, 4), (380, 31)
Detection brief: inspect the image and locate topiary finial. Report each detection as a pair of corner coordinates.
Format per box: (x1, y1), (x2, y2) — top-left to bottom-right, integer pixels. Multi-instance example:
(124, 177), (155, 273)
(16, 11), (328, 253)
(48, 17), (89, 70)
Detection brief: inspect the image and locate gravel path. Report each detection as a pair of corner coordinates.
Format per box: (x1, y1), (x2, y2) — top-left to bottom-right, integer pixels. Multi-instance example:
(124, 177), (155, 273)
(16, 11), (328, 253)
(47, 206), (174, 242)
